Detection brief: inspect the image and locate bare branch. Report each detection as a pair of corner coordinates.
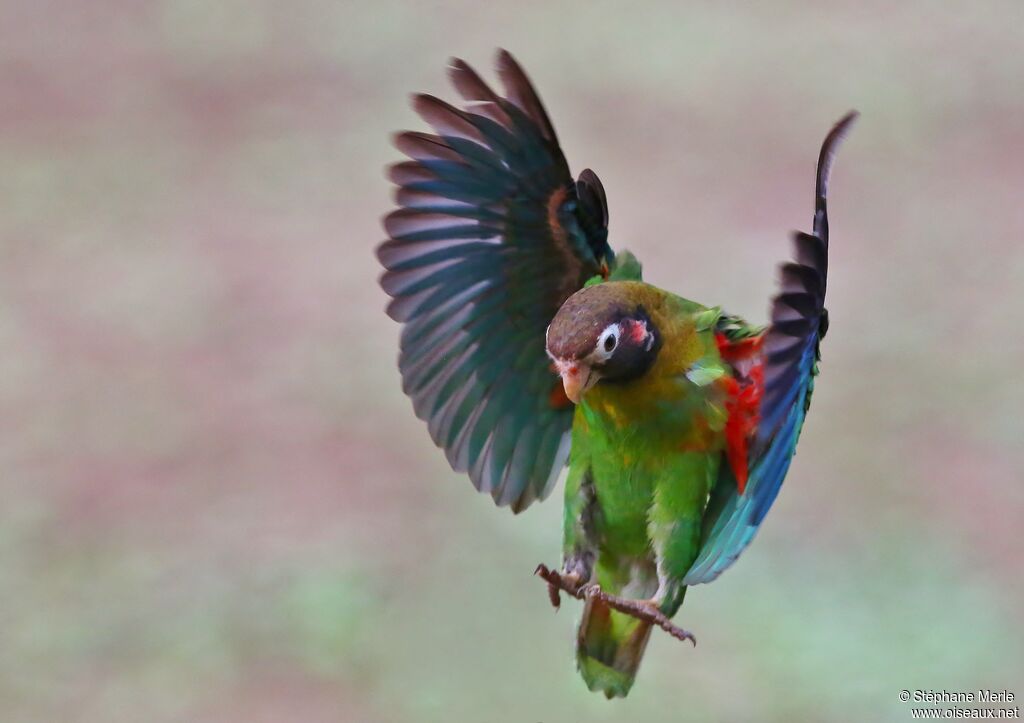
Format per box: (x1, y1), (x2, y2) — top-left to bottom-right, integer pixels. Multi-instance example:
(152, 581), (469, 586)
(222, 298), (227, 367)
(534, 563), (697, 646)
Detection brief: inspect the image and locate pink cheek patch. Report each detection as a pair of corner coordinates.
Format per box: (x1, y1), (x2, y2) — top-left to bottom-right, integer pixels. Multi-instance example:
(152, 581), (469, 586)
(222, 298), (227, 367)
(624, 319), (648, 345)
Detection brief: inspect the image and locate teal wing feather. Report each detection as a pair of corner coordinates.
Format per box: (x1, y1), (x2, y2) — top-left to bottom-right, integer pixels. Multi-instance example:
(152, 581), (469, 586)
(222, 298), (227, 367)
(684, 112), (857, 584)
(378, 50), (616, 512)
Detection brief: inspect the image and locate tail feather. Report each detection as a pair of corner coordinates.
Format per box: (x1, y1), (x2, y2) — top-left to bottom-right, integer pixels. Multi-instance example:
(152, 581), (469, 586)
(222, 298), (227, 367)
(576, 596), (653, 698)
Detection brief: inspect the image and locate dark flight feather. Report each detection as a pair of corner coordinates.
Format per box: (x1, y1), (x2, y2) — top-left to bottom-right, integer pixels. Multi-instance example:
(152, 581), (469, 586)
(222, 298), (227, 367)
(378, 50), (613, 512)
(685, 111), (857, 584)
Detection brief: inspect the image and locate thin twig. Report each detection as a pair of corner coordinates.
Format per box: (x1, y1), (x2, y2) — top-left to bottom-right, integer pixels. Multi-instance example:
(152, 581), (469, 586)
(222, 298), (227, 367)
(534, 563), (697, 646)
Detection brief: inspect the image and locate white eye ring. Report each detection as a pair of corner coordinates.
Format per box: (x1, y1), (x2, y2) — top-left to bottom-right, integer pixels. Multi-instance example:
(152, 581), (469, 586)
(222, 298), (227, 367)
(596, 324), (620, 360)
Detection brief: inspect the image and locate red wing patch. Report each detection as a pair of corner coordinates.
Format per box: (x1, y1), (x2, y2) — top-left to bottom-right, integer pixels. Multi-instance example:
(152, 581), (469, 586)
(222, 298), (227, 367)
(716, 333), (765, 494)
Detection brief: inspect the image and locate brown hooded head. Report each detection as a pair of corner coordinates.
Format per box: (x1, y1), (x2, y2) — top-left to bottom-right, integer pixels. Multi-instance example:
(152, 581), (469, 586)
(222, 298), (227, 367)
(545, 283), (662, 403)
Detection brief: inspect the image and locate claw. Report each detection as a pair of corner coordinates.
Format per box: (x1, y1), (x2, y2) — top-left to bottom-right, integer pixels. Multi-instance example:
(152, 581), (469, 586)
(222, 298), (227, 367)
(535, 563), (568, 610)
(547, 583), (561, 610)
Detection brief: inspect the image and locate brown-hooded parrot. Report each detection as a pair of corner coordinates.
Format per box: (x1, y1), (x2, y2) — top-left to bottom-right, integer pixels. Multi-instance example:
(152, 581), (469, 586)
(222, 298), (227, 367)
(377, 49), (856, 698)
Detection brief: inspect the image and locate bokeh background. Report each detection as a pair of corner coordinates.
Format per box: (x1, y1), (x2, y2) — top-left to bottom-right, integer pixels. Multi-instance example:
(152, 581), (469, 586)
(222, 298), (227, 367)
(3, 2), (1023, 721)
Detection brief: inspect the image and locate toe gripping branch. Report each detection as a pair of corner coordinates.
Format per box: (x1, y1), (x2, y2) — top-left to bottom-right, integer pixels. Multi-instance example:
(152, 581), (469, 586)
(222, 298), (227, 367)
(534, 564), (696, 646)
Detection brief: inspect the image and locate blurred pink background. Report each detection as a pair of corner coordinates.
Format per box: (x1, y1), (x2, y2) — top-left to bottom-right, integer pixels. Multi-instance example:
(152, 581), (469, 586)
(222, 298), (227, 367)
(2, 2), (1022, 721)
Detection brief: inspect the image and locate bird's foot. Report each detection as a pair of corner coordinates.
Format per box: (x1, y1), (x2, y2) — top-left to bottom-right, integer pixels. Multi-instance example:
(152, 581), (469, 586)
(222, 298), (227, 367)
(533, 563), (696, 646)
(534, 563), (584, 610)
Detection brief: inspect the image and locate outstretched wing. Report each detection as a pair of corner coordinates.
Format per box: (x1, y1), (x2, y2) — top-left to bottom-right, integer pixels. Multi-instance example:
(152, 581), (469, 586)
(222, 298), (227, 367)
(684, 111), (857, 584)
(378, 50), (614, 512)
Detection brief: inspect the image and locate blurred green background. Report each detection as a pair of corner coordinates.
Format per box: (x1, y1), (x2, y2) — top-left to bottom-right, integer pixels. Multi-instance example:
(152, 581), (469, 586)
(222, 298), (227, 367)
(2, 1), (1022, 721)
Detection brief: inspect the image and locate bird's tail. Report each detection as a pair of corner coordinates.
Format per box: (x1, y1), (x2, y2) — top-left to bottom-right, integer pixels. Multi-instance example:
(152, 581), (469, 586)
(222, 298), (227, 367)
(575, 595), (653, 698)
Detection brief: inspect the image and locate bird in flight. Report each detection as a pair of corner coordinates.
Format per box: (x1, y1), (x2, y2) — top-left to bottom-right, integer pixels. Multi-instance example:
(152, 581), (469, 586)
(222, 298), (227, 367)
(377, 49), (856, 698)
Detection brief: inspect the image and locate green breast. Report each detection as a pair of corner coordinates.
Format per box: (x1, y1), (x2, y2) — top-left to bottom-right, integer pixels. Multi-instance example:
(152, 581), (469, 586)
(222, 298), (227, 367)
(567, 307), (730, 572)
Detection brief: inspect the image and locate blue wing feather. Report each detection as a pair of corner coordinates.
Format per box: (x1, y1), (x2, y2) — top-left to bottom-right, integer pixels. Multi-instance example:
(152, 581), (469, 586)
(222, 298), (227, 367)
(684, 112), (856, 584)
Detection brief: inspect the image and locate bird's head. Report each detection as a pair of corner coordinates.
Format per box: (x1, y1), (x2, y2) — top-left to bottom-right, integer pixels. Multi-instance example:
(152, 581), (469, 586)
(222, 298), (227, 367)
(545, 283), (661, 404)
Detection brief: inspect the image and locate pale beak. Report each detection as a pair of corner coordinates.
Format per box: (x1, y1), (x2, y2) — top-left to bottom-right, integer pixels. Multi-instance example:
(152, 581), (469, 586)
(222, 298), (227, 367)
(555, 360), (598, 404)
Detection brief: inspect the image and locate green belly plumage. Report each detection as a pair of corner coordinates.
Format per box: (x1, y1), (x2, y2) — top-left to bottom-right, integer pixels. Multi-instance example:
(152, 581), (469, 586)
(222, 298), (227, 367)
(561, 301), (729, 697)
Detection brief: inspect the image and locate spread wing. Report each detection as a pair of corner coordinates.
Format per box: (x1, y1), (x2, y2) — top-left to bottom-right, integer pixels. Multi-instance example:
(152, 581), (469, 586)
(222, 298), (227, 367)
(684, 111), (857, 584)
(377, 50), (614, 512)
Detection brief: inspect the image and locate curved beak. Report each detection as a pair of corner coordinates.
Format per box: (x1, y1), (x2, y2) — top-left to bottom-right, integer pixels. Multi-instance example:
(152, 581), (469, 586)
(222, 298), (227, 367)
(554, 360), (598, 404)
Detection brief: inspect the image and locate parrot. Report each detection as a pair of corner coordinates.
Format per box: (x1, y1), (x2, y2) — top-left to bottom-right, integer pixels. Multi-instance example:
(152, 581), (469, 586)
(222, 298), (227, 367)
(376, 49), (855, 698)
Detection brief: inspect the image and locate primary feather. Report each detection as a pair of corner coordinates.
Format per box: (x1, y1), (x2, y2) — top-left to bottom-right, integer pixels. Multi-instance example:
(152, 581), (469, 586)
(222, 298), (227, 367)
(378, 50), (614, 512)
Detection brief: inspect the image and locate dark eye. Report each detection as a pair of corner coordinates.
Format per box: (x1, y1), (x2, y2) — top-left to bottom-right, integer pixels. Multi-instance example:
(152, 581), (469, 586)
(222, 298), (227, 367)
(604, 334), (617, 352)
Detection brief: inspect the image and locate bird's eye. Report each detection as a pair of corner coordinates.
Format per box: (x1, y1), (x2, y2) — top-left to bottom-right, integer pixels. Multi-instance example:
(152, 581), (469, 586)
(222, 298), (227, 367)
(603, 332), (617, 352)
